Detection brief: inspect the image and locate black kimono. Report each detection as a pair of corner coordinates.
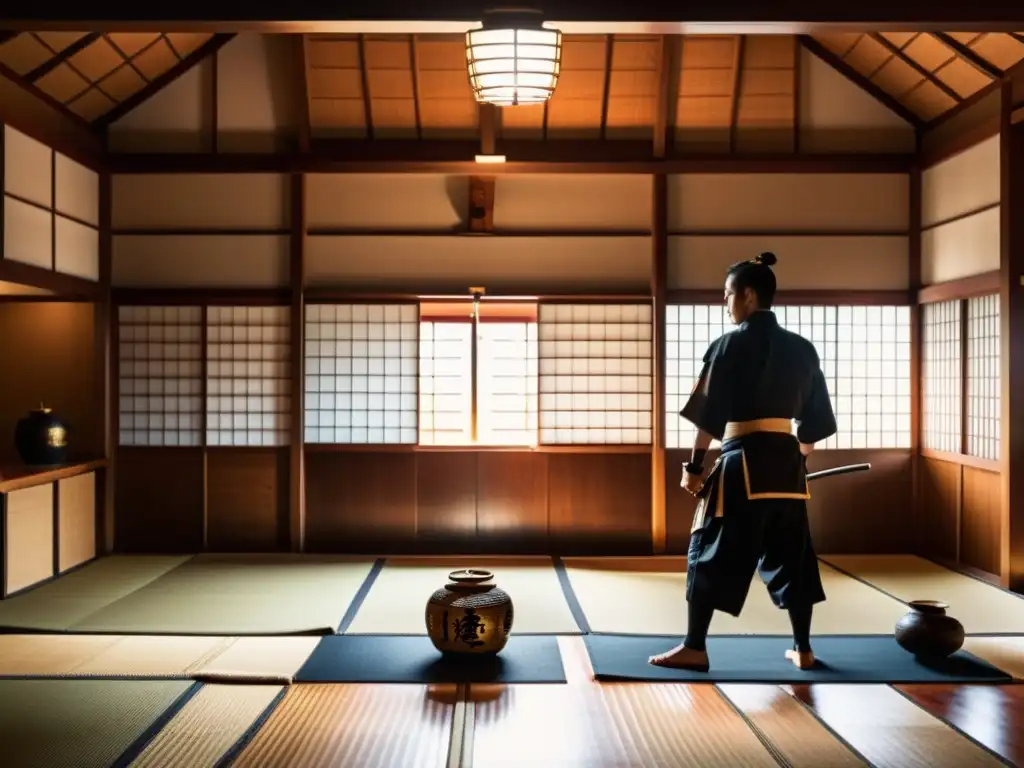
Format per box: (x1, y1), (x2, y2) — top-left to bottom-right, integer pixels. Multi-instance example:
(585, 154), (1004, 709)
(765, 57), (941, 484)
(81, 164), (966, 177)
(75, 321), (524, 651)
(680, 309), (837, 617)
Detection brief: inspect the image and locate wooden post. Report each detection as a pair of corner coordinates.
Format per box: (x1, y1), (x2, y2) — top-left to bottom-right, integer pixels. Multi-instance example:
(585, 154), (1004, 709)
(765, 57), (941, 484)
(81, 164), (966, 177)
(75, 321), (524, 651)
(289, 172), (306, 552)
(908, 162), (922, 552)
(651, 174), (668, 553)
(999, 82), (1024, 590)
(97, 171), (114, 554)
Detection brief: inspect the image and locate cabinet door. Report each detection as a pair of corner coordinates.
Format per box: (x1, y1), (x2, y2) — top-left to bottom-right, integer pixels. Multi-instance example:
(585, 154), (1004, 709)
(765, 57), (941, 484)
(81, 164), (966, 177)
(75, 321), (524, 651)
(58, 472), (96, 573)
(5, 483), (55, 595)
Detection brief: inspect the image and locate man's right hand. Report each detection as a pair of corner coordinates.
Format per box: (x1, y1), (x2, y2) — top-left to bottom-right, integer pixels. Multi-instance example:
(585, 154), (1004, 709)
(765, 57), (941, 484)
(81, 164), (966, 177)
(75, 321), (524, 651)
(681, 469), (704, 496)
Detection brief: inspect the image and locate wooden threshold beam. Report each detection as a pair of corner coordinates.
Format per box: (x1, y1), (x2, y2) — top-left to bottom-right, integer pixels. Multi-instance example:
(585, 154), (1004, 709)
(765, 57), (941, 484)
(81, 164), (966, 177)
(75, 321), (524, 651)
(798, 36), (925, 130)
(106, 144), (915, 175)
(7, 4), (1024, 28)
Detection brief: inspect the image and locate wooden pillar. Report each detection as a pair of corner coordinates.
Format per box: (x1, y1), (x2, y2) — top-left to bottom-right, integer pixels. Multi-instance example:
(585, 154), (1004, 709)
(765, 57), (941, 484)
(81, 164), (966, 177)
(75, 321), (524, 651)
(908, 162), (922, 551)
(651, 174), (668, 553)
(289, 172), (306, 552)
(97, 171), (114, 554)
(999, 82), (1024, 590)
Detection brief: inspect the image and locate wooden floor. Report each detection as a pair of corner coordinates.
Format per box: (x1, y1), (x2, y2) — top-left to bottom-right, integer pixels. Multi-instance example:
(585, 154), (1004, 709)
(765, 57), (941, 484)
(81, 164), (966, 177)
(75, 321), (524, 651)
(205, 637), (1021, 767)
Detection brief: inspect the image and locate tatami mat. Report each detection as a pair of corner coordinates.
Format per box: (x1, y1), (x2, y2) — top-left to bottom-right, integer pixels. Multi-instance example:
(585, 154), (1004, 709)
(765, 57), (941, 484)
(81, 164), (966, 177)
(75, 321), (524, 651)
(0, 678), (195, 768)
(962, 637), (1024, 680)
(343, 556), (581, 635)
(193, 637), (320, 683)
(128, 683), (283, 768)
(822, 554), (1024, 634)
(561, 556), (908, 635)
(70, 554), (376, 636)
(0, 556), (190, 631)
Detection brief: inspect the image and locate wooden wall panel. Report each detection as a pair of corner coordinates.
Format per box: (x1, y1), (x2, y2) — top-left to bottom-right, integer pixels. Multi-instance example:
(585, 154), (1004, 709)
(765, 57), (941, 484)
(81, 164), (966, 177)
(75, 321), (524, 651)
(477, 451), (549, 551)
(112, 234), (290, 288)
(304, 450), (417, 552)
(918, 457), (960, 562)
(549, 452), (652, 552)
(921, 206), (1001, 284)
(115, 447), (204, 553)
(303, 450), (650, 554)
(305, 174), (465, 230)
(0, 302), (99, 461)
(668, 235), (909, 290)
(491, 176), (653, 231)
(304, 235), (651, 293)
(667, 173), (910, 231)
(3, 125), (52, 206)
(206, 448), (289, 552)
(112, 173), (290, 229)
(665, 449), (912, 554)
(797, 46), (917, 154)
(960, 466), (1001, 575)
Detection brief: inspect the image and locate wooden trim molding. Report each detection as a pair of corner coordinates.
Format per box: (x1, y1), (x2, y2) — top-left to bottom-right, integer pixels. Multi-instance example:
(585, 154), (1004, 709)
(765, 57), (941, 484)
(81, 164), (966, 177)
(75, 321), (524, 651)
(112, 289), (290, 306)
(667, 289), (912, 305)
(920, 447), (1000, 473)
(917, 272), (999, 304)
(0, 460), (107, 494)
(651, 174), (668, 554)
(105, 147), (916, 175)
(0, 259), (101, 299)
(303, 444), (653, 455)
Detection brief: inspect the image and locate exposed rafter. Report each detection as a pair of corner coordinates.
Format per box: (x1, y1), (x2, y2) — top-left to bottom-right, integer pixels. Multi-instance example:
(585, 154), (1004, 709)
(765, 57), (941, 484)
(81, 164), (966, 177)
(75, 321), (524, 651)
(295, 35), (311, 153)
(798, 35), (925, 129)
(23, 32), (101, 83)
(869, 33), (962, 104)
(728, 36), (746, 152)
(95, 33), (236, 128)
(931, 32), (1003, 79)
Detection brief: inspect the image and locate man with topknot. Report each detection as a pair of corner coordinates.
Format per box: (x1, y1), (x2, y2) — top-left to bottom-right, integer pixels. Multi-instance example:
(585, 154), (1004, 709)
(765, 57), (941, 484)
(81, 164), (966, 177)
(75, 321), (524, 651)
(649, 251), (837, 672)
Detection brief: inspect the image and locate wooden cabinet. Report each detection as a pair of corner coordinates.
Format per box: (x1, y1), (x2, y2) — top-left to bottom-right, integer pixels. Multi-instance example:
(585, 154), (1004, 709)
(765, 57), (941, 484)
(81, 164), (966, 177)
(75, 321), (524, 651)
(0, 464), (100, 597)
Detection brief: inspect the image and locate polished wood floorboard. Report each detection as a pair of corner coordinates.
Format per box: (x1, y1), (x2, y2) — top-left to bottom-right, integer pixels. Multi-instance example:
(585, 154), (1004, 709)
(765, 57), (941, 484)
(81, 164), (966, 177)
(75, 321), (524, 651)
(899, 683), (1024, 767)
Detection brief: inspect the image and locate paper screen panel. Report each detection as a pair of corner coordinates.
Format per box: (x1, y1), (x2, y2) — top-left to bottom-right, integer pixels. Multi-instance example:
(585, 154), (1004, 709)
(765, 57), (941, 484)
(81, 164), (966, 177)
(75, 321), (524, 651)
(419, 321), (473, 445)
(206, 306), (291, 447)
(304, 303), (418, 444)
(922, 299), (962, 454)
(966, 293), (999, 460)
(118, 306), (203, 447)
(538, 303), (654, 445)
(476, 321), (539, 446)
(665, 305), (911, 449)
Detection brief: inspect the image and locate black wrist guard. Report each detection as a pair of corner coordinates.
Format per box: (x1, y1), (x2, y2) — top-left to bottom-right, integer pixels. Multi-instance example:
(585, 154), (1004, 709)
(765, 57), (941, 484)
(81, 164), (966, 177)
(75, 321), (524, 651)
(684, 461), (705, 475)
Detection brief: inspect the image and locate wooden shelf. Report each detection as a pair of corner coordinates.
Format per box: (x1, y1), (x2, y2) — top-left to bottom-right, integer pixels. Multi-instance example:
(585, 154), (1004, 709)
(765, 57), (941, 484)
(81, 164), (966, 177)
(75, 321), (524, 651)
(0, 459), (106, 494)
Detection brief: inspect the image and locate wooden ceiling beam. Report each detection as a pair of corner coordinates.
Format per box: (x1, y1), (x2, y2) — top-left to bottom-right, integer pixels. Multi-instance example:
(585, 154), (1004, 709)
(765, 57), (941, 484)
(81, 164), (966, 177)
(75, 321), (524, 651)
(930, 32), (1003, 80)
(798, 36), (925, 129)
(410, 35), (422, 140)
(24, 32), (101, 83)
(356, 34), (374, 139)
(924, 55), (1024, 132)
(5, 3), (1024, 29)
(869, 33), (962, 104)
(95, 33), (235, 128)
(105, 143), (915, 175)
(652, 34), (678, 158)
(599, 35), (614, 140)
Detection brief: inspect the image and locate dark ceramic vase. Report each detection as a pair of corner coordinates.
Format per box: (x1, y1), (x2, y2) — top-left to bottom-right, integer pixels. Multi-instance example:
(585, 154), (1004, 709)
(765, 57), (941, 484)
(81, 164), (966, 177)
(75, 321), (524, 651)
(14, 404), (69, 466)
(894, 600), (965, 659)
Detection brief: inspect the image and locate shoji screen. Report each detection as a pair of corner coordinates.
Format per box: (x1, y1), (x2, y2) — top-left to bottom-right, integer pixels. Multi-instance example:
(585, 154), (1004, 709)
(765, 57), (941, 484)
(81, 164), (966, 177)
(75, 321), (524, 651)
(206, 306), (291, 446)
(538, 302), (653, 445)
(304, 303), (419, 445)
(922, 300), (962, 454)
(966, 294), (1000, 460)
(117, 306), (203, 446)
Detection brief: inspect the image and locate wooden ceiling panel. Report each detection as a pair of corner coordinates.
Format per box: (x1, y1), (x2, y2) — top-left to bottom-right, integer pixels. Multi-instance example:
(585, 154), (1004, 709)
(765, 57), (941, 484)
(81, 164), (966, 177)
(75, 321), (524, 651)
(902, 80), (959, 120)
(809, 27), (1013, 125)
(0, 34), (52, 75)
(870, 55), (925, 96)
(606, 36), (660, 137)
(35, 63), (90, 102)
(933, 56), (993, 98)
(0, 31), (214, 125)
(165, 33), (210, 58)
(67, 37), (124, 81)
(674, 36), (736, 150)
(413, 37), (476, 138)
(736, 36), (796, 152)
(743, 35), (796, 68)
(970, 33), (1024, 69)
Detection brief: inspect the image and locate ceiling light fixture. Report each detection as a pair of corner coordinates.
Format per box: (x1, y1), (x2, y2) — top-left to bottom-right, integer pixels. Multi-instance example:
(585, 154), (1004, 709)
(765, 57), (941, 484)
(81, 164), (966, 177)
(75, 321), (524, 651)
(465, 8), (563, 107)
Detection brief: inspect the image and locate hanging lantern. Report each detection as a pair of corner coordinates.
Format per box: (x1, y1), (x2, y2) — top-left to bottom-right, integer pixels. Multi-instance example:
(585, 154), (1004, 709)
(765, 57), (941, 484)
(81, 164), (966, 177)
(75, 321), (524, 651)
(465, 9), (562, 107)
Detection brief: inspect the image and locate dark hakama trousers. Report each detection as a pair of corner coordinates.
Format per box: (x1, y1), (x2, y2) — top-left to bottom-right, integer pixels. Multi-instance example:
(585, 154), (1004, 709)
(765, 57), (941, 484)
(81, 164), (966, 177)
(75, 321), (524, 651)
(686, 434), (827, 617)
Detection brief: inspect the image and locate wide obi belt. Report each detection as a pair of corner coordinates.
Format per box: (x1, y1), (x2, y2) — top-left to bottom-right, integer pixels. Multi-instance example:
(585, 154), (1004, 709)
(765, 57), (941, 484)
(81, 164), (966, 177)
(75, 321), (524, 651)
(691, 419), (810, 533)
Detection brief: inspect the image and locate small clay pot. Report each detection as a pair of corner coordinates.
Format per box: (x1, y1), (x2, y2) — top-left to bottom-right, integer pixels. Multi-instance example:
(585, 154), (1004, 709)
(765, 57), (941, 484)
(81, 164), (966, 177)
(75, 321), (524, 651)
(425, 569), (514, 655)
(894, 600), (965, 659)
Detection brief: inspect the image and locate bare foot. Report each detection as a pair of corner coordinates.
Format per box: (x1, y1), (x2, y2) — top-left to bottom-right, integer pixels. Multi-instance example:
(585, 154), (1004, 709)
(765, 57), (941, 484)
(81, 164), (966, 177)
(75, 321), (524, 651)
(648, 643), (710, 671)
(785, 649), (816, 669)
